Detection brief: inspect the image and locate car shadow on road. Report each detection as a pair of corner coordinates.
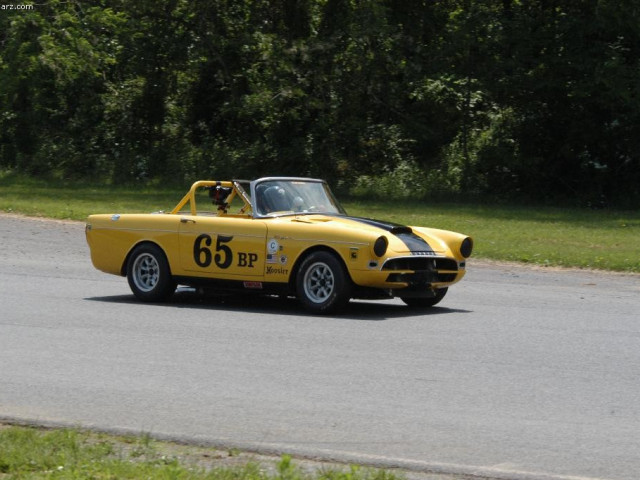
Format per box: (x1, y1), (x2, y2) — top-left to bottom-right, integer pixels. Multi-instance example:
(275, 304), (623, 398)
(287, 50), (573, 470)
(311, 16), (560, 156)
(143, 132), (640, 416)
(85, 288), (471, 321)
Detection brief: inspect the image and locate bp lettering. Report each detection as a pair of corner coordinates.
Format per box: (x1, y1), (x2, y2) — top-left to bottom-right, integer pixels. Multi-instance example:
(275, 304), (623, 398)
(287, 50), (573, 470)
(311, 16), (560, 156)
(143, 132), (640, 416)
(237, 252), (258, 268)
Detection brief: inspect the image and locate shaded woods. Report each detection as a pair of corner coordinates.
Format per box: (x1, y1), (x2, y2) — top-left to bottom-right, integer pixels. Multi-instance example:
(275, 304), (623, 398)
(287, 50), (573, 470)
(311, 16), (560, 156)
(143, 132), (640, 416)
(1, 1), (639, 206)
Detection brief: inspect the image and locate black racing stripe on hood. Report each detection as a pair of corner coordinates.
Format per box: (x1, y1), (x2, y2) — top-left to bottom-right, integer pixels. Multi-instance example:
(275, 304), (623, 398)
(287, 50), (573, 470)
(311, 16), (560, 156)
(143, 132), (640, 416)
(341, 216), (405, 231)
(393, 231), (433, 253)
(341, 216), (434, 254)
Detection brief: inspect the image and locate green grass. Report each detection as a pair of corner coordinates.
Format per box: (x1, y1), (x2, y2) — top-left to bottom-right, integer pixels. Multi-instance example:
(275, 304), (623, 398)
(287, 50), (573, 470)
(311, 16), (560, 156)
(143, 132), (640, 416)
(0, 425), (399, 480)
(0, 174), (184, 219)
(346, 199), (640, 272)
(1, 173), (639, 272)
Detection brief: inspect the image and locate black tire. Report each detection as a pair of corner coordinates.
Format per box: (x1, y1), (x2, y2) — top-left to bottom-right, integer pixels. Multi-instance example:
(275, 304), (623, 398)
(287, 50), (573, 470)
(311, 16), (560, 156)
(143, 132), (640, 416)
(401, 287), (448, 308)
(126, 244), (176, 302)
(296, 251), (351, 314)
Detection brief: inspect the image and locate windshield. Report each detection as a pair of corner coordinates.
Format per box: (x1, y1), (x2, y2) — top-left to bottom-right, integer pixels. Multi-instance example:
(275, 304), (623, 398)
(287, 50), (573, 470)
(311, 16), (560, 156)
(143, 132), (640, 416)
(253, 179), (346, 217)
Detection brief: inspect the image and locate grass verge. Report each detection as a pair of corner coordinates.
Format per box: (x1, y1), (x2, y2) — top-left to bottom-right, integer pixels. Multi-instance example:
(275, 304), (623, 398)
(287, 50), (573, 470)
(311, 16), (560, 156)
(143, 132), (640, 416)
(1, 173), (639, 272)
(346, 199), (640, 272)
(0, 424), (402, 480)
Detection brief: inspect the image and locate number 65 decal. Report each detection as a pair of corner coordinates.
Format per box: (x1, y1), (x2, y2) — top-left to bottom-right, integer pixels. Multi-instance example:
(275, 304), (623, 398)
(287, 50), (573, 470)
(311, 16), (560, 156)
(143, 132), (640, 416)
(193, 234), (233, 269)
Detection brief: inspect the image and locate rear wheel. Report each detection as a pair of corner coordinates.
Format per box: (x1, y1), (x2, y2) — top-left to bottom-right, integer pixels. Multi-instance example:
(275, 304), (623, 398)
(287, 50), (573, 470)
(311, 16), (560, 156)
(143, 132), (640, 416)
(296, 251), (351, 314)
(126, 244), (176, 302)
(401, 287), (448, 308)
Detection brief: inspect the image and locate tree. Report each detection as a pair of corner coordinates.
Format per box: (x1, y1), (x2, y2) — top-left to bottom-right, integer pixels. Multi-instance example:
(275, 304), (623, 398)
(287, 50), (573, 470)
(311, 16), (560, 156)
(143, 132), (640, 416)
(1, 0), (639, 205)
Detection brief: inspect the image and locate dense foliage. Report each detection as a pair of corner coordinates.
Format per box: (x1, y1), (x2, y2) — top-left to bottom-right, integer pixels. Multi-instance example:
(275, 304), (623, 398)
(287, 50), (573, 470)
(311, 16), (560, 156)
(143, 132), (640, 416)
(1, 1), (639, 206)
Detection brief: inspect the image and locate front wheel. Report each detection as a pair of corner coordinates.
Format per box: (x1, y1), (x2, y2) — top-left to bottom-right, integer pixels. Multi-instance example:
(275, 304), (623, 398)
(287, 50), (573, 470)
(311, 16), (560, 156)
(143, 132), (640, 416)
(296, 251), (351, 314)
(401, 287), (448, 308)
(126, 244), (176, 302)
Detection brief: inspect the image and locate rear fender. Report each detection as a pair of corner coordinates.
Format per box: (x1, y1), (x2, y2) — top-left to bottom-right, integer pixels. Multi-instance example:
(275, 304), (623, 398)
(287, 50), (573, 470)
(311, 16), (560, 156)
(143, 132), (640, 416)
(121, 240), (172, 277)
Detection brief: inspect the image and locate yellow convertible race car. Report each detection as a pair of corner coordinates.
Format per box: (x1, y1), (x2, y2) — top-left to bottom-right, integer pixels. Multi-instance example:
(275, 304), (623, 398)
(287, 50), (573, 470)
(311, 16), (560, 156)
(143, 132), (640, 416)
(86, 177), (472, 313)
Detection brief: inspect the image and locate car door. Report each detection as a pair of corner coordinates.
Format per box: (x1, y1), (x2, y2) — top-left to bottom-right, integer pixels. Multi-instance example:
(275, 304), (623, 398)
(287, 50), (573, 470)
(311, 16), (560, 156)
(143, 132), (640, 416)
(178, 215), (266, 279)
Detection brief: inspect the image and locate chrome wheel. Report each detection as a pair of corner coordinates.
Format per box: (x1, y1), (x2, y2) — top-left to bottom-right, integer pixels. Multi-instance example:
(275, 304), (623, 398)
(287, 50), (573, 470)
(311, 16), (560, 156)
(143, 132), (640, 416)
(132, 253), (160, 292)
(126, 244), (176, 302)
(303, 261), (335, 303)
(296, 251), (351, 313)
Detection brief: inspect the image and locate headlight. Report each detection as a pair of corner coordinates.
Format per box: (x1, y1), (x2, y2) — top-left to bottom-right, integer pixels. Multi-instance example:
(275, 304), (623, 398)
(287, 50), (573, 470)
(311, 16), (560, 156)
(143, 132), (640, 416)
(373, 236), (388, 257)
(460, 237), (473, 258)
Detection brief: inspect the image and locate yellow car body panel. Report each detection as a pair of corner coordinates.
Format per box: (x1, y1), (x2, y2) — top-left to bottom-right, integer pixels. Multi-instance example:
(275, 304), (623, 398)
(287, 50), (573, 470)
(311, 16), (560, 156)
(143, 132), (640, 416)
(86, 177), (473, 312)
(87, 214), (182, 276)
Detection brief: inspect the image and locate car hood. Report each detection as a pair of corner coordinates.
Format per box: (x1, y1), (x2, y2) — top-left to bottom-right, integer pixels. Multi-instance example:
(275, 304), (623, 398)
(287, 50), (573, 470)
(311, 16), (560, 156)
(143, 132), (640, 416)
(284, 214), (447, 254)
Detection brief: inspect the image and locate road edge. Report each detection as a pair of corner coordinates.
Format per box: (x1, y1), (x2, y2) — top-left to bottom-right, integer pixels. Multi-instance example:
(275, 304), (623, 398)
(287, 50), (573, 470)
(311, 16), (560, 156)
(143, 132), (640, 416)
(0, 415), (609, 480)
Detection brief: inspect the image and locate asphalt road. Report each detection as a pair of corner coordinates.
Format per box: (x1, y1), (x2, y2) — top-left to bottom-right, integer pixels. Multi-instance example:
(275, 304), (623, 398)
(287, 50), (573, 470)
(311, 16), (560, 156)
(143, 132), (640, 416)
(1, 214), (639, 480)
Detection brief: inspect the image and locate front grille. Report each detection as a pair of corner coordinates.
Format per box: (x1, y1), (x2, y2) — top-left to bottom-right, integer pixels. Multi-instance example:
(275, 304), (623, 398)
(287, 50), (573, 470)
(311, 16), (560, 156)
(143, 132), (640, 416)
(382, 257), (458, 272)
(386, 272), (457, 284)
(383, 256), (458, 285)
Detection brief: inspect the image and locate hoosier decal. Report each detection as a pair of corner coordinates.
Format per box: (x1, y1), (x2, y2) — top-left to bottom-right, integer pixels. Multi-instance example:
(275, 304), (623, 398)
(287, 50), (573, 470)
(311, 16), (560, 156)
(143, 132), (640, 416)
(266, 265), (289, 275)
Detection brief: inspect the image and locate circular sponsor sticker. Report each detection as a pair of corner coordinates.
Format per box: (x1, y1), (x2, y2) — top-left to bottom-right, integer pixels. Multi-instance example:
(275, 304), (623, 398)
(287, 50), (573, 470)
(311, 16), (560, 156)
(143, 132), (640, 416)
(267, 239), (279, 254)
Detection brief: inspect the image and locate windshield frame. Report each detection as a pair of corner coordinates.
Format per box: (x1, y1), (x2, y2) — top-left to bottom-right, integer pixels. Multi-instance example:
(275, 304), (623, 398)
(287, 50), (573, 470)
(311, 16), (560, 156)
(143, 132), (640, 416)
(250, 177), (347, 218)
